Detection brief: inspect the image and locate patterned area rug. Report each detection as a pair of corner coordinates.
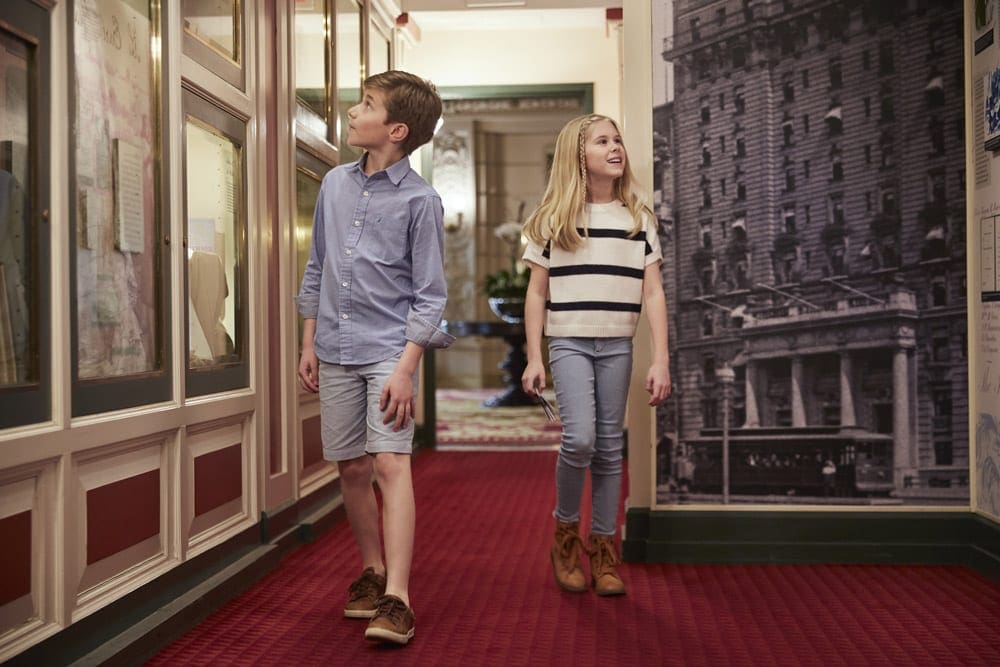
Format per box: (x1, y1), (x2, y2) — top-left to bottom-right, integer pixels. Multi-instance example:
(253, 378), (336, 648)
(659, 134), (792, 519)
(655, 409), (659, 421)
(435, 388), (562, 450)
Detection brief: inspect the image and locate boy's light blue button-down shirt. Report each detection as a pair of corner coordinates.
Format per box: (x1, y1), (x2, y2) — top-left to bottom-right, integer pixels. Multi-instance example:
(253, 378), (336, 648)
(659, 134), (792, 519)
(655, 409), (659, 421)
(296, 155), (454, 365)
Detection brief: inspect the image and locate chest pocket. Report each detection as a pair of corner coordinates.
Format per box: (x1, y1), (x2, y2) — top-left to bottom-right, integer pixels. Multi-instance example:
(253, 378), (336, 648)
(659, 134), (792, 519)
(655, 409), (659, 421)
(364, 212), (409, 262)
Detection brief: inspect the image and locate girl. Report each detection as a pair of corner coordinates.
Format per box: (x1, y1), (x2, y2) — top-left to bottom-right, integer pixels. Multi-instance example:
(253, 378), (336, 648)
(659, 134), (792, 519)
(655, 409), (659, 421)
(521, 114), (671, 595)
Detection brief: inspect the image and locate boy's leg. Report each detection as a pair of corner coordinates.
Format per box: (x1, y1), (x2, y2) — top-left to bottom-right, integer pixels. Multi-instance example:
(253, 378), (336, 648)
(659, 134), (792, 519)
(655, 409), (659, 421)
(319, 363), (386, 617)
(337, 455), (384, 574)
(372, 453), (414, 604)
(360, 357), (418, 644)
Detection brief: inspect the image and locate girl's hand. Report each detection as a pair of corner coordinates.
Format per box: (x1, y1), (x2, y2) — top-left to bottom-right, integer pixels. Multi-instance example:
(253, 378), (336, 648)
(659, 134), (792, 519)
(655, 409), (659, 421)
(522, 361), (547, 396)
(646, 362), (671, 406)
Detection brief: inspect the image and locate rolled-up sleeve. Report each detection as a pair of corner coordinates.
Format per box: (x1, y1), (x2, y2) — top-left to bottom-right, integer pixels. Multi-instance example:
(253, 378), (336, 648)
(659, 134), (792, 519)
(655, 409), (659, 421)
(296, 179), (327, 319)
(522, 238), (549, 268)
(404, 194), (455, 349)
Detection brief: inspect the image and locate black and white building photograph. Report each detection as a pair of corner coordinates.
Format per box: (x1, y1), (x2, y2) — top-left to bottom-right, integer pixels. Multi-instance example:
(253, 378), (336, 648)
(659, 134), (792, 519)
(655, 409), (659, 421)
(652, 0), (969, 506)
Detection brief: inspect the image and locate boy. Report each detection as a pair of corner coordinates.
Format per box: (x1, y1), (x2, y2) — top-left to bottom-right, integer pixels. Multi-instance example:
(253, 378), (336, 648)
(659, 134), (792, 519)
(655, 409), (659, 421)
(296, 70), (453, 646)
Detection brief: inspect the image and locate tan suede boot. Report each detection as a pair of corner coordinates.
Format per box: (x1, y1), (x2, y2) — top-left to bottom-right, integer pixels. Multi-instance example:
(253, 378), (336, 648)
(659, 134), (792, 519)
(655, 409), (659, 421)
(588, 533), (626, 596)
(550, 520), (587, 592)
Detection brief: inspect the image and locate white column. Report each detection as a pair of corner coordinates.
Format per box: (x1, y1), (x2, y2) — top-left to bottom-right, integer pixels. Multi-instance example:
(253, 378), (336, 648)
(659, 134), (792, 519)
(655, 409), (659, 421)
(744, 361), (760, 427)
(892, 348), (912, 488)
(839, 351), (856, 427)
(791, 356), (806, 427)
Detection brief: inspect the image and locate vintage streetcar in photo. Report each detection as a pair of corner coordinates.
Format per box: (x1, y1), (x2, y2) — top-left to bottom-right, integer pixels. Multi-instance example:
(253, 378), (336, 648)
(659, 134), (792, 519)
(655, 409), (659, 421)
(683, 426), (894, 498)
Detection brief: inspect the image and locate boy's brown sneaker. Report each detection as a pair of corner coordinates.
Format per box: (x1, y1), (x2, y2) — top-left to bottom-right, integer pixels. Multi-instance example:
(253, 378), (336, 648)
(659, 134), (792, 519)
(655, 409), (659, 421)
(364, 594), (415, 645)
(344, 567), (386, 619)
(588, 533), (626, 596)
(551, 520), (588, 592)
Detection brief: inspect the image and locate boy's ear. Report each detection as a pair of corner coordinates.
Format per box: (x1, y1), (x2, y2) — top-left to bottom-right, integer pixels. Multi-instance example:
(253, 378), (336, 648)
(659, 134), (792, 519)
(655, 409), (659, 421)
(388, 122), (410, 146)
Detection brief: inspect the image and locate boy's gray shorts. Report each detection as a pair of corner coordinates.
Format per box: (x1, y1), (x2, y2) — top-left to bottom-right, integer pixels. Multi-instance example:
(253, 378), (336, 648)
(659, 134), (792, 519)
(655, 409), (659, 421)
(318, 357), (417, 461)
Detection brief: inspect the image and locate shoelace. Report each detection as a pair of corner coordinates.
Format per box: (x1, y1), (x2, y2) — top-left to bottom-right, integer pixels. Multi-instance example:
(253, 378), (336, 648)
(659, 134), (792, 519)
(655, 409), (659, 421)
(373, 596), (410, 623)
(590, 538), (621, 577)
(557, 530), (585, 564)
(348, 572), (382, 601)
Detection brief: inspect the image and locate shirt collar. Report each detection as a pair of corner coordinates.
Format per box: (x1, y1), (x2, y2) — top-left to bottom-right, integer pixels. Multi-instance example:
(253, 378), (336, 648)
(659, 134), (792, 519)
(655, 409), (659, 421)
(352, 153), (411, 186)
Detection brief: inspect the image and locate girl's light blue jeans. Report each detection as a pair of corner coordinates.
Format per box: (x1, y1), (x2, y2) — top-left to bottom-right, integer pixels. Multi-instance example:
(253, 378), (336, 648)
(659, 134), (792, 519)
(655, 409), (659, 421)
(548, 336), (633, 535)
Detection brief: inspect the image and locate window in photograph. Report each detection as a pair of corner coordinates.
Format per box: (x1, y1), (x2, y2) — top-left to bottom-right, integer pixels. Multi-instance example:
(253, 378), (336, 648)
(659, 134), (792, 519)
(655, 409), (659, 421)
(926, 71), (945, 109)
(183, 91), (249, 396)
(784, 165), (796, 192)
(828, 193), (844, 226)
(782, 72), (794, 102)
(700, 96), (711, 124)
(733, 86), (745, 114)
(735, 136), (746, 158)
(783, 206), (797, 234)
(828, 59), (842, 89)
(731, 42), (746, 68)
(929, 116), (945, 155)
(880, 91), (895, 122)
(878, 40), (894, 75)
(801, 69), (809, 89)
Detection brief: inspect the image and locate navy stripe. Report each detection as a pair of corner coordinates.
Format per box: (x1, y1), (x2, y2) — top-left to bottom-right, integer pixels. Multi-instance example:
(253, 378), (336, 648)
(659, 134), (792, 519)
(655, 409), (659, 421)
(549, 264), (644, 279)
(644, 241), (653, 255)
(576, 227), (646, 242)
(542, 240), (550, 259)
(546, 300), (643, 313)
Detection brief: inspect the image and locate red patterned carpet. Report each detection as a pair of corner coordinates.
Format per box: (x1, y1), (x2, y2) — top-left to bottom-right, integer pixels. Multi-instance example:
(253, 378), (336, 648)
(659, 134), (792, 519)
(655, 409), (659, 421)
(435, 389), (561, 450)
(147, 450), (1000, 666)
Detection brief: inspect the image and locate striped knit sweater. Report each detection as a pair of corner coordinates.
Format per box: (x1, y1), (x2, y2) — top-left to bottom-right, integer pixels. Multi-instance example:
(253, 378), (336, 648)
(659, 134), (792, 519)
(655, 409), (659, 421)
(522, 201), (661, 338)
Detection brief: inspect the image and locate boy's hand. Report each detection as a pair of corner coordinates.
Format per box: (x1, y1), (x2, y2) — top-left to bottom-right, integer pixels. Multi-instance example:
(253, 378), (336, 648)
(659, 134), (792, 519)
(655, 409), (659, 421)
(521, 361), (546, 396)
(646, 361), (671, 406)
(380, 370), (414, 431)
(298, 348), (319, 393)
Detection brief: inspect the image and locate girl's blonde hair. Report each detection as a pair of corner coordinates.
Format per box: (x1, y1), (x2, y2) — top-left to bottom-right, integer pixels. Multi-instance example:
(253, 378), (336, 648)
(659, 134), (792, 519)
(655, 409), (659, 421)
(523, 114), (652, 251)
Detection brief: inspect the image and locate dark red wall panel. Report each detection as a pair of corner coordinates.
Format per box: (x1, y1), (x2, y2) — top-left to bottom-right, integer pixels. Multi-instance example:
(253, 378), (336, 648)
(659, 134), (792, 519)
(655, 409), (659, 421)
(194, 444), (242, 517)
(0, 511), (32, 605)
(87, 470), (160, 565)
(301, 415), (323, 469)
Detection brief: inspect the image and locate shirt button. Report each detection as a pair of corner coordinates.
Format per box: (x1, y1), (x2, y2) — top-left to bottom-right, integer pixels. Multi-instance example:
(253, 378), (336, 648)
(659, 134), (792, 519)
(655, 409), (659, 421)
(363, 191), (369, 197)
(353, 220), (360, 226)
(342, 313), (349, 320)
(342, 281), (348, 287)
(345, 249), (352, 255)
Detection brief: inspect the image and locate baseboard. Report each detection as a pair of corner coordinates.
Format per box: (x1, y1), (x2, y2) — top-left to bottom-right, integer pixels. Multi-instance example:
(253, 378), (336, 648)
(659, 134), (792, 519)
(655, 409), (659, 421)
(10, 480), (347, 666)
(623, 508), (1000, 582)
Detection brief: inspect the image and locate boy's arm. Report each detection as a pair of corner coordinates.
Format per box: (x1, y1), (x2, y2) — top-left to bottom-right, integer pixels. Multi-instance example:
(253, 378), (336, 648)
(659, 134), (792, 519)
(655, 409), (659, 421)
(381, 341), (424, 431)
(403, 194), (455, 350)
(298, 318), (319, 393)
(642, 261), (671, 406)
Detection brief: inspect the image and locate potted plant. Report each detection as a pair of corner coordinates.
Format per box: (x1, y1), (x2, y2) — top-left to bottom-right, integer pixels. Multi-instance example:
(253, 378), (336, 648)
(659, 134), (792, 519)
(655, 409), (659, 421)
(483, 220), (529, 322)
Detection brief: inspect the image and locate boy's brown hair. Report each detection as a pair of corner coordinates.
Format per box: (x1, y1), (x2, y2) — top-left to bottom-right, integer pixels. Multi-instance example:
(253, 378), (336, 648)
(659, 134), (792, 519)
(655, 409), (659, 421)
(364, 70), (442, 155)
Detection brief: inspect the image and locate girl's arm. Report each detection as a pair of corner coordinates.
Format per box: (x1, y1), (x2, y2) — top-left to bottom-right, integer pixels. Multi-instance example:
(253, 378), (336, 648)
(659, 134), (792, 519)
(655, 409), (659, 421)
(642, 261), (672, 406)
(521, 261), (549, 395)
